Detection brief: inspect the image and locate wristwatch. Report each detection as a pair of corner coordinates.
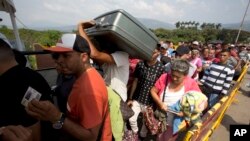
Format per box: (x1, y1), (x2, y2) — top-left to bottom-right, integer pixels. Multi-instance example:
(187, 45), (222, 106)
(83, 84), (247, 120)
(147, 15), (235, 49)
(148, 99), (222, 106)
(52, 113), (66, 129)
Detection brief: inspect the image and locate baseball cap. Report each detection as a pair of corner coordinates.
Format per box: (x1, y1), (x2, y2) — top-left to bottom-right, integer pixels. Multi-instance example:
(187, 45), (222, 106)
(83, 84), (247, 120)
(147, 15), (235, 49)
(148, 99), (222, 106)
(230, 44), (235, 47)
(161, 43), (168, 49)
(45, 33), (90, 53)
(192, 41), (199, 46)
(0, 33), (13, 48)
(174, 46), (191, 56)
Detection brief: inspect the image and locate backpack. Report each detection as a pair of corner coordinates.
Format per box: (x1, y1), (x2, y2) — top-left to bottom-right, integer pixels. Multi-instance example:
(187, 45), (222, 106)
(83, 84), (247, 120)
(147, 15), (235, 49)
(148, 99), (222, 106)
(179, 91), (208, 121)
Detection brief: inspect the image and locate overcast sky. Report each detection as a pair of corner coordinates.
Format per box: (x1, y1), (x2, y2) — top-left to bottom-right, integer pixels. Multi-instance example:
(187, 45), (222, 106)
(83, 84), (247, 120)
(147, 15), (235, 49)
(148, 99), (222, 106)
(1, 0), (249, 28)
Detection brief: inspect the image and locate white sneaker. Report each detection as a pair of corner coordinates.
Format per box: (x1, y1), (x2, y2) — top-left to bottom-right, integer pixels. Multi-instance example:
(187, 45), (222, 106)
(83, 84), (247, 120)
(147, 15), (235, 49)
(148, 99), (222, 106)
(246, 83), (250, 87)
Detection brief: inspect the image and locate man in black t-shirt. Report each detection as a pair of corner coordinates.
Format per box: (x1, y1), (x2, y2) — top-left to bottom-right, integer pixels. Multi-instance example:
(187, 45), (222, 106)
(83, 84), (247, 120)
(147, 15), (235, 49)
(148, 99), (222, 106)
(0, 34), (52, 141)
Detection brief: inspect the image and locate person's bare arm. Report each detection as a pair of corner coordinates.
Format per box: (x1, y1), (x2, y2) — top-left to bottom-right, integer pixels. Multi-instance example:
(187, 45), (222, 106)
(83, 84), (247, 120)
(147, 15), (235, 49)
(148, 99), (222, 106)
(78, 21), (115, 65)
(0, 116), (40, 141)
(234, 59), (242, 70)
(62, 118), (101, 141)
(28, 122), (40, 141)
(127, 78), (138, 106)
(196, 66), (202, 72)
(150, 86), (167, 112)
(26, 100), (101, 141)
(0, 125), (32, 141)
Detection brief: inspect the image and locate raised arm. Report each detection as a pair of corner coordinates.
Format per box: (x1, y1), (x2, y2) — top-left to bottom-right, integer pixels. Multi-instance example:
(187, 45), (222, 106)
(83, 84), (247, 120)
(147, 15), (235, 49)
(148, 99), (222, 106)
(78, 21), (115, 65)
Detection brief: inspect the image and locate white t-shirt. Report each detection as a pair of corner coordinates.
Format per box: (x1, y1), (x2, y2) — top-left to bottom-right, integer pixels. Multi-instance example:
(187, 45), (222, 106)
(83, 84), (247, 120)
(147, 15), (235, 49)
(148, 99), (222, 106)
(160, 85), (185, 126)
(188, 62), (197, 78)
(161, 85), (185, 106)
(157, 52), (169, 61)
(102, 51), (129, 101)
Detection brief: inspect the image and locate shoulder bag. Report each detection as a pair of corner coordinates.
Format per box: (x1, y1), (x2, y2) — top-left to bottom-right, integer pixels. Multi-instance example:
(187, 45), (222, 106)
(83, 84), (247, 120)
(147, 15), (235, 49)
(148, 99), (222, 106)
(144, 74), (168, 135)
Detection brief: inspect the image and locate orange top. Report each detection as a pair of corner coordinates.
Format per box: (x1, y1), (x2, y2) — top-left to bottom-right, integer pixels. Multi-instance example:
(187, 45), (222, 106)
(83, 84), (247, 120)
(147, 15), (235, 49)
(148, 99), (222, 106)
(67, 68), (112, 141)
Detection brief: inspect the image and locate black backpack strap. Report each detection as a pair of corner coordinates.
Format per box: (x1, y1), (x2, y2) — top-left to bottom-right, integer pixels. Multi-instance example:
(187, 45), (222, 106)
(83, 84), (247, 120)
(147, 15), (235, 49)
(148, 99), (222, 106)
(162, 74), (169, 102)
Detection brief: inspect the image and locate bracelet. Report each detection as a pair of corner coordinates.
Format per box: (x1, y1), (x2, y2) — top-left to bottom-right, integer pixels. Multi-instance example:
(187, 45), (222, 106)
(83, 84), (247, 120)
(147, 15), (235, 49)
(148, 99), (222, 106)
(51, 113), (63, 124)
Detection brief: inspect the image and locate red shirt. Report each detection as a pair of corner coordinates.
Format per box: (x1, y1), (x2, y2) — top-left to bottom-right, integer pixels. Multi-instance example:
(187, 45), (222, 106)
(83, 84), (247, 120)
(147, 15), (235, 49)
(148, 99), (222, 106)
(67, 68), (112, 141)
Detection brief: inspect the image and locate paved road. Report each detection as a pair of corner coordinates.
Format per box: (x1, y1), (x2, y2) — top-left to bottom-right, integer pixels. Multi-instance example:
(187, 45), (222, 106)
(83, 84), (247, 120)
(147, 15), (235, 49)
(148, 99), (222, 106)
(210, 68), (250, 141)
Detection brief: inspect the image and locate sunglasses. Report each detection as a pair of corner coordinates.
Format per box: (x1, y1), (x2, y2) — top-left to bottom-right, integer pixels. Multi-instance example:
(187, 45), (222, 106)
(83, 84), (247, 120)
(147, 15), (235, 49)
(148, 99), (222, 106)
(51, 53), (60, 60)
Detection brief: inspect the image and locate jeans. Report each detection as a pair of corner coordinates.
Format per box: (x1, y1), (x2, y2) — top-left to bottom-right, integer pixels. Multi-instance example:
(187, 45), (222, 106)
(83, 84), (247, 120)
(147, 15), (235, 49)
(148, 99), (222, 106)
(208, 93), (220, 108)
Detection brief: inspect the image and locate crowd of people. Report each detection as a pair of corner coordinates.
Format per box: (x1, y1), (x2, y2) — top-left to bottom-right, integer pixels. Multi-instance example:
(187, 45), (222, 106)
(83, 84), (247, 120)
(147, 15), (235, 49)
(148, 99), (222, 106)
(0, 21), (249, 141)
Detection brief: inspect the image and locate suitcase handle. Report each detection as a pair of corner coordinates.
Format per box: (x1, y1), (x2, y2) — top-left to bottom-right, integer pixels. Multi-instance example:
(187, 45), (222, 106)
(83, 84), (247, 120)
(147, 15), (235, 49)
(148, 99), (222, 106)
(96, 22), (109, 28)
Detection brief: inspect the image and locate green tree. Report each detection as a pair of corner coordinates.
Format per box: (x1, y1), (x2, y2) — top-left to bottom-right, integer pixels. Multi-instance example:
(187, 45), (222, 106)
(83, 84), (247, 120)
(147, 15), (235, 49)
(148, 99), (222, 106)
(200, 23), (206, 29)
(153, 28), (172, 40)
(195, 22), (200, 29)
(216, 23), (222, 30)
(202, 28), (219, 42)
(175, 21), (180, 29)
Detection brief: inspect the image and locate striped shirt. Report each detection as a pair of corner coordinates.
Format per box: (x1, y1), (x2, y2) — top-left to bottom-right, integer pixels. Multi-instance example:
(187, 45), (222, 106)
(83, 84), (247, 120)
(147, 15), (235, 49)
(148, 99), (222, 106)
(200, 63), (235, 95)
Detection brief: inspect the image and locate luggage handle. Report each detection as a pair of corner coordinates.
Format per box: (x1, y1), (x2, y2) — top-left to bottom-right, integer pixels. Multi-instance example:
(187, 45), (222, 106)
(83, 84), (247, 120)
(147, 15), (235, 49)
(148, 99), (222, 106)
(95, 21), (110, 28)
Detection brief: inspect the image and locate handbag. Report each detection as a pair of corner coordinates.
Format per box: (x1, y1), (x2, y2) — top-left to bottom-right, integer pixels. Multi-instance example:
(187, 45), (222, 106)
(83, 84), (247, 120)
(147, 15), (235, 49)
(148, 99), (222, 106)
(199, 83), (214, 96)
(111, 88), (134, 121)
(144, 75), (168, 135)
(120, 99), (135, 121)
(144, 106), (162, 135)
(122, 130), (138, 141)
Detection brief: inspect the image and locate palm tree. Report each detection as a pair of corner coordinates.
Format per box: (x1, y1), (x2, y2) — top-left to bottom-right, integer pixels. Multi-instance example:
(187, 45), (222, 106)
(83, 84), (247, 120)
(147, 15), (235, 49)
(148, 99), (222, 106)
(184, 21), (188, 28)
(206, 23), (210, 29)
(211, 23), (215, 29)
(180, 21), (185, 28)
(195, 22), (200, 29)
(200, 22), (206, 29)
(192, 21), (196, 27)
(188, 21), (192, 28)
(175, 21), (180, 29)
(216, 23), (222, 29)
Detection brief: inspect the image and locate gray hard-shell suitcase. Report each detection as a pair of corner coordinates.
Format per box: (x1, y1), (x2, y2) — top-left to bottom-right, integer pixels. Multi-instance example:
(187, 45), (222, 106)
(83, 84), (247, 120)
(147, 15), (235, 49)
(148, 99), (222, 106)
(85, 9), (159, 60)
